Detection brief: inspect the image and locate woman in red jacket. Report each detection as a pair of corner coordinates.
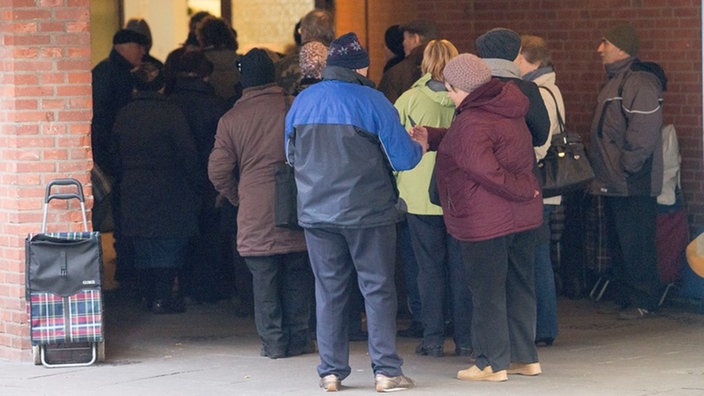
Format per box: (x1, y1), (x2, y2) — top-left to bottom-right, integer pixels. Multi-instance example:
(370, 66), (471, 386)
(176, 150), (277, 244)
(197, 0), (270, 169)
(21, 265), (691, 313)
(414, 53), (543, 382)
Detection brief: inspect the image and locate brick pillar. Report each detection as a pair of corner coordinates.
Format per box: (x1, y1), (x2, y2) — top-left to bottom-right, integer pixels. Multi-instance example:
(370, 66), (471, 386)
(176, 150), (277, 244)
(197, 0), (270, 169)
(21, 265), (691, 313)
(0, 0), (93, 361)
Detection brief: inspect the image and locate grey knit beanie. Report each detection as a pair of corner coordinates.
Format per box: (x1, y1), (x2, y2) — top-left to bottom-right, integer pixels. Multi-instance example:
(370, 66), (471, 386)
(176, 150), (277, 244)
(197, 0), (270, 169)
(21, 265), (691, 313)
(604, 24), (640, 56)
(475, 28), (521, 60)
(443, 53), (491, 93)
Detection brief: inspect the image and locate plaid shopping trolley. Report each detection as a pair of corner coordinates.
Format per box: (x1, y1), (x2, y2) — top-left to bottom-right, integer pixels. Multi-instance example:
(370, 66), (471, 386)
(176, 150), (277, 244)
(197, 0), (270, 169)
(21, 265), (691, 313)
(25, 178), (105, 367)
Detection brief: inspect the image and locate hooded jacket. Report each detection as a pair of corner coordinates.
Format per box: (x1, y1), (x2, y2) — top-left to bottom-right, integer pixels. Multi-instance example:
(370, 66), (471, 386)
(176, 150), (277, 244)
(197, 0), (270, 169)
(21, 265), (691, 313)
(285, 66), (423, 228)
(394, 73), (456, 215)
(484, 58), (550, 148)
(589, 57), (664, 197)
(435, 79), (543, 242)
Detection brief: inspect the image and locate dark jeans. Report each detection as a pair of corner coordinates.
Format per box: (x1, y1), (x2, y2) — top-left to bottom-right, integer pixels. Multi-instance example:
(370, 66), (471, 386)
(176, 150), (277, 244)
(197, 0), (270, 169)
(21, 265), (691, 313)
(535, 205), (558, 340)
(398, 220), (422, 324)
(112, 187), (135, 283)
(406, 214), (472, 349)
(305, 225), (404, 380)
(604, 196), (662, 311)
(460, 229), (538, 371)
(245, 252), (313, 355)
(181, 197), (231, 303)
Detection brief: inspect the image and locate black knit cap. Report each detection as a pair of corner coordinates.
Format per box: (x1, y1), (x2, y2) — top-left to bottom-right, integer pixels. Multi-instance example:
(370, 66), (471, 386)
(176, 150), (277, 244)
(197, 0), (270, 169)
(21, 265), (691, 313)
(240, 48), (275, 88)
(385, 25), (405, 58)
(112, 29), (148, 46)
(475, 28), (521, 61)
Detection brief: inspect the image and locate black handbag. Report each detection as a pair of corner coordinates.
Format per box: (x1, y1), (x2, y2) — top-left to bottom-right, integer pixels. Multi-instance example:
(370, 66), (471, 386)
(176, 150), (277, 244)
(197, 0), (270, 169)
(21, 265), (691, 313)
(537, 87), (595, 198)
(274, 162), (301, 230)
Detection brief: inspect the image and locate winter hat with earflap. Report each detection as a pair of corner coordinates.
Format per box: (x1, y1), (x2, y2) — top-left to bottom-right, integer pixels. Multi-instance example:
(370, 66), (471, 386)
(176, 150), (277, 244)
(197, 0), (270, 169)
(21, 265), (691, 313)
(326, 32), (370, 70)
(603, 24), (640, 56)
(442, 53), (491, 93)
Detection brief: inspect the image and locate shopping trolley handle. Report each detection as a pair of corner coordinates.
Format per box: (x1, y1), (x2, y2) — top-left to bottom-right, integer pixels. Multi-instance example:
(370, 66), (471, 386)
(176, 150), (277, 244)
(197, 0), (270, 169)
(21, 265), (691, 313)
(45, 178), (85, 204)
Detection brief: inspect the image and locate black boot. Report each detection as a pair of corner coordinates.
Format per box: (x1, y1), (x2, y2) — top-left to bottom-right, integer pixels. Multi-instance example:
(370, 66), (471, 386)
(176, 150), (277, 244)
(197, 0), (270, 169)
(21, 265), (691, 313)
(136, 269), (155, 311)
(152, 268), (185, 314)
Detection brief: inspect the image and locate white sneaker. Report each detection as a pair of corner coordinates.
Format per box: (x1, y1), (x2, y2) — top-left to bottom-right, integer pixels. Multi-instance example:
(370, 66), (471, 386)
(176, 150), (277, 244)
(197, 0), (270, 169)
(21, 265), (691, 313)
(319, 374), (341, 392)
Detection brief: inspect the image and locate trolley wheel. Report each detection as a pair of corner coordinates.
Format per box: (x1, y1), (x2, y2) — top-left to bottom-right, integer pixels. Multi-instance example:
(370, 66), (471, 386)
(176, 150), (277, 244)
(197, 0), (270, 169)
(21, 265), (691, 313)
(32, 345), (41, 365)
(97, 340), (106, 362)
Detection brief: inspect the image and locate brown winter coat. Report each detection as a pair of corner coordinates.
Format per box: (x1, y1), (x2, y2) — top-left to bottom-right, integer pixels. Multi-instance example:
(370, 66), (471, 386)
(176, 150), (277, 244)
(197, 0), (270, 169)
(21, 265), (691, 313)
(208, 84), (306, 256)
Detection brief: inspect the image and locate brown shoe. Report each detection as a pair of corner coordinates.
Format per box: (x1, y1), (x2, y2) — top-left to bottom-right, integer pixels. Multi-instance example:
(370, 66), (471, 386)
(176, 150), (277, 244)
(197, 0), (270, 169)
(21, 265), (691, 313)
(457, 365), (508, 382)
(508, 362), (542, 376)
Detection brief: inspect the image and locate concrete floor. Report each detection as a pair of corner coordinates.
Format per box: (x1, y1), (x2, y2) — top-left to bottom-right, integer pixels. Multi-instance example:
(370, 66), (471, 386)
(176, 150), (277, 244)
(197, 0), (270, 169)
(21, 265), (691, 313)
(2, 295), (704, 396)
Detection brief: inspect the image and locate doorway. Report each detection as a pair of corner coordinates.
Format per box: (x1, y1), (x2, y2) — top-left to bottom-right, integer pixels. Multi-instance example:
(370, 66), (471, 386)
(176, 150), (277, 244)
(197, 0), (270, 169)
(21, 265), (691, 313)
(91, 0), (334, 66)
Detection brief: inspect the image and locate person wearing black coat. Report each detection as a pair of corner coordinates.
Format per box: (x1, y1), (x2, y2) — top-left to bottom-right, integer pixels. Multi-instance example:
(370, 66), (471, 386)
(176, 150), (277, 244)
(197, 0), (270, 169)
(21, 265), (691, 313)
(91, 29), (148, 174)
(166, 49), (237, 305)
(475, 28), (550, 148)
(111, 62), (204, 314)
(91, 29), (149, 288)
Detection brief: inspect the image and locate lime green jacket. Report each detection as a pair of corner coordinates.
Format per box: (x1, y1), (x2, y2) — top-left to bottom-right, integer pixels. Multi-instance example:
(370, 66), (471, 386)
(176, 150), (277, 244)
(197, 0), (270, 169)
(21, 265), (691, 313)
(394, 73), (456, 215)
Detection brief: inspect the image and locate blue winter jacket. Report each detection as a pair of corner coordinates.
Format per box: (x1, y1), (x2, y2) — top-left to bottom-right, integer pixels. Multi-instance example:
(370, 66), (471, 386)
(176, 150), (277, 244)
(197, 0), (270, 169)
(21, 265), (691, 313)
(285, 66), (423, 228)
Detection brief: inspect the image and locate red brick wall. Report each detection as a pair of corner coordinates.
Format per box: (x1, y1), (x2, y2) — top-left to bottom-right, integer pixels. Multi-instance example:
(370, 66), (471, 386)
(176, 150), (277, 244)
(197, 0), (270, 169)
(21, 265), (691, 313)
(0, 0), (93, 360)
(373, 0), (703, 230)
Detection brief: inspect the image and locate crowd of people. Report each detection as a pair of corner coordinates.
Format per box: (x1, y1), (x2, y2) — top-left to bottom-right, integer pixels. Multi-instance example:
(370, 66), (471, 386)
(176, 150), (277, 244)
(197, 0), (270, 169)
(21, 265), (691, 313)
(90, 8), (666, 393)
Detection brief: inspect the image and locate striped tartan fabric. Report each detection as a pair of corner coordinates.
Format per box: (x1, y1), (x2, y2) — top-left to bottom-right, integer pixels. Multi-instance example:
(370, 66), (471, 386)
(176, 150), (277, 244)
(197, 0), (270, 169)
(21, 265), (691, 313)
(29, 289), (103, 344)
(42, 231), (98, 241)
(584, 195), (612, 274)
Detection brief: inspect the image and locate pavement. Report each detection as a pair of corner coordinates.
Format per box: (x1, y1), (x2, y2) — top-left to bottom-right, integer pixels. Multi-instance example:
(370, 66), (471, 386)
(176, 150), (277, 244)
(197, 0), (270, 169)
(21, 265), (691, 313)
(2, 295), (704, 396)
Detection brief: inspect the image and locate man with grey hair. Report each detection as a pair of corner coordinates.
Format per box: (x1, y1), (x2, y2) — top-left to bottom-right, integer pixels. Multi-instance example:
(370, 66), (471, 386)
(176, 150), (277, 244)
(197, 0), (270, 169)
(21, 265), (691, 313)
(276, 8), (335, 95)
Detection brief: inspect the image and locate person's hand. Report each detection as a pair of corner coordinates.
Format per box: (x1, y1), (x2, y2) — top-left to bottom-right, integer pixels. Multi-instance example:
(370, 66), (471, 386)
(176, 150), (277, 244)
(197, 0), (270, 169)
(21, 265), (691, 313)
(410, 125), (429, 154)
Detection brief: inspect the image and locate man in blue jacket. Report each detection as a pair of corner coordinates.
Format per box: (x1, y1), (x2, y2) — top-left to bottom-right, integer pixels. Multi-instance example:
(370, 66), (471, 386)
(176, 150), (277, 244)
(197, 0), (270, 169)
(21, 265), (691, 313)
(285, 32), (424, 393)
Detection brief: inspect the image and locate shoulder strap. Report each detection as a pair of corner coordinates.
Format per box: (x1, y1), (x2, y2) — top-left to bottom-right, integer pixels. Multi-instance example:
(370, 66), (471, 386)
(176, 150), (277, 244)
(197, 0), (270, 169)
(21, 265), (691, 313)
(283, 92), (292, 111)
(283, 93), (294, 139)
(538, 86), (565, 134)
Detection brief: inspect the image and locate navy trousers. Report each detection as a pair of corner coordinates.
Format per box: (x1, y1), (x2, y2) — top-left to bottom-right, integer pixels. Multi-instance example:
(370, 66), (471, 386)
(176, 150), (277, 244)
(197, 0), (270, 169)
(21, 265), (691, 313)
(406, 214), (472, 349)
